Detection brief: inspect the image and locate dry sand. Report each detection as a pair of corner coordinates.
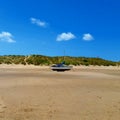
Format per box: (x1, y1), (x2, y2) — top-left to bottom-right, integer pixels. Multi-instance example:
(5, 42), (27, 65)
(0, 65), (120, 120)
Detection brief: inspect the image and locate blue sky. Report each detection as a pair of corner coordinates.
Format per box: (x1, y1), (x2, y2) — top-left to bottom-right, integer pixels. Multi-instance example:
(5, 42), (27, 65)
(0, 0), (120, 61)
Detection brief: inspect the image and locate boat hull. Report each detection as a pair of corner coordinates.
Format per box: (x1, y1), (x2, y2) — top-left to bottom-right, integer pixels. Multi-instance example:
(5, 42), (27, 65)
(50, 66), (73, 71)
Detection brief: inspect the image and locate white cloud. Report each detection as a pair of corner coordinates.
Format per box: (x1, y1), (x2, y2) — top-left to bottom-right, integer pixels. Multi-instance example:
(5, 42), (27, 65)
(83, 33), (94, 41)
(56, 32), (76, 41)
(30, 17), (47, 27)
(0, 31), (16, 43)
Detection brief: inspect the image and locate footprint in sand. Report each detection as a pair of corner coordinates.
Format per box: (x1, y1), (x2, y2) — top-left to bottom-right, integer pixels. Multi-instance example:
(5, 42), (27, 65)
(0, 97), (6, 113)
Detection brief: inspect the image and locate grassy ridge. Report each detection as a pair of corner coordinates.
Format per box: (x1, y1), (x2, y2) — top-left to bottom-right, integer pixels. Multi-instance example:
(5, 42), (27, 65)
(0, 55), (119, 66)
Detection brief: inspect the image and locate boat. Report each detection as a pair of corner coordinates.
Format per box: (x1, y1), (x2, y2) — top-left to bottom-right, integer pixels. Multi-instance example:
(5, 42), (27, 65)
(50, 61), (73, 72)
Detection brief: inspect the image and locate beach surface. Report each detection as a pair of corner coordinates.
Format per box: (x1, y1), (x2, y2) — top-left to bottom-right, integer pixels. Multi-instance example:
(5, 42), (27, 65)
(0, 65), (120, 120)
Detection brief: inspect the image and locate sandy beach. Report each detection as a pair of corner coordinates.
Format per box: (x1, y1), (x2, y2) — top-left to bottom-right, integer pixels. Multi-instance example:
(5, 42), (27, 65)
(0, 65), (120, 120)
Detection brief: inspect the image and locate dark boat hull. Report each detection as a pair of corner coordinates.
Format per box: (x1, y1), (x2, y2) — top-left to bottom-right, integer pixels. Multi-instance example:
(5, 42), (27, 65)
(50, 66), (72, 72)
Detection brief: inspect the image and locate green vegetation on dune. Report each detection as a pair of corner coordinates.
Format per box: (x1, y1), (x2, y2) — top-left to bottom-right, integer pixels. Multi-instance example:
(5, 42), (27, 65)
(0, 55), (119, 66)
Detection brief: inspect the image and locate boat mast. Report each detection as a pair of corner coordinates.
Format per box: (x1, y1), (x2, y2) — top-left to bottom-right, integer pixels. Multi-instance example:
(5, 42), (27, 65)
(63, 50), (65, 61)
